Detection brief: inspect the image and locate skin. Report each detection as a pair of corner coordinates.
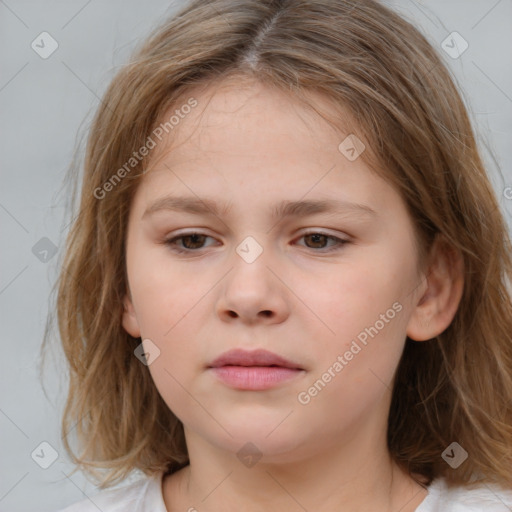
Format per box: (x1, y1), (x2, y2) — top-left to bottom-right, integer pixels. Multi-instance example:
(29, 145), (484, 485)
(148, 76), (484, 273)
(122, 77), (464, 511)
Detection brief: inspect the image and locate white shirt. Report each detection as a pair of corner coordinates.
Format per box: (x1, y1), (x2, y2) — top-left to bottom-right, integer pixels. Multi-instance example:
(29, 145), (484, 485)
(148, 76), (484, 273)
(55, 471), (512, 511)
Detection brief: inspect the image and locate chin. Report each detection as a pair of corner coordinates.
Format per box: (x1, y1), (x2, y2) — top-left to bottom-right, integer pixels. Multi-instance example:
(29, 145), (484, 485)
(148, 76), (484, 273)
(204, 420), (312, 462)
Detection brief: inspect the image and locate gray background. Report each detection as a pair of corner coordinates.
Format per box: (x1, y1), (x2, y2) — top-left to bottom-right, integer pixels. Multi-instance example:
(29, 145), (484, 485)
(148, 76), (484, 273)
(1, 0), (511, 510)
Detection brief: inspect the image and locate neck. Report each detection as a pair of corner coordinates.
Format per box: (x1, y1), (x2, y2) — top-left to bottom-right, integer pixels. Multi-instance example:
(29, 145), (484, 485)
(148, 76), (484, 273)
(164, 429), (428, 512)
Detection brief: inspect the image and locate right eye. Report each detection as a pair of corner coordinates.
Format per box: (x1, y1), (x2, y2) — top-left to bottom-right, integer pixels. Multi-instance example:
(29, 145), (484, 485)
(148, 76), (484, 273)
(163, 232), (217, 254)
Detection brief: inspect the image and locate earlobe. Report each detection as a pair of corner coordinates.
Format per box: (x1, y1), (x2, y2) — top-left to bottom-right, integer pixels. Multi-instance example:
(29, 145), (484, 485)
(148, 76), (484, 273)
(406, 236), (464, 342)
(122, 294), (141, 338)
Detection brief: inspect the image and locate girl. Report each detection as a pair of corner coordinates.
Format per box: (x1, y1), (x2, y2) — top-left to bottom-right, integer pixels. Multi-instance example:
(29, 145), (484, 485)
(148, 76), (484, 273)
(47, 0), (512, 510)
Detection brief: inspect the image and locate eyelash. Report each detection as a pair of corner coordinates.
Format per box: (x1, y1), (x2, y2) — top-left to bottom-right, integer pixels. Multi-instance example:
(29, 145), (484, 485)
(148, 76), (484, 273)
(163, 231), (349, 255)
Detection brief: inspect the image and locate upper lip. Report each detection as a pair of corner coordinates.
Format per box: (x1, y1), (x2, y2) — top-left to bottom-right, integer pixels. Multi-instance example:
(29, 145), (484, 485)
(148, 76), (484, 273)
(208, 349), (303, 370)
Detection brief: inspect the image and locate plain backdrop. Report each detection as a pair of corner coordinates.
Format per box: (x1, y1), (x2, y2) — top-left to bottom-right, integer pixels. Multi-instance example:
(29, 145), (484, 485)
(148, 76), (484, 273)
(1, 0), (511, 510)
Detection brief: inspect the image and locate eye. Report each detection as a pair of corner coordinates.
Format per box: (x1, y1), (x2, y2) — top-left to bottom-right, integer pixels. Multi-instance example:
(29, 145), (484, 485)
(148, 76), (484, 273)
(296, 231), (349, 253)
(164, 232), (217, 254)
(163, 231), (349, 254)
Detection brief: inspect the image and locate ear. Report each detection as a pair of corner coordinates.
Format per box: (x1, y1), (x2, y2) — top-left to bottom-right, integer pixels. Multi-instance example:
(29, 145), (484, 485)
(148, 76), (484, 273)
(122, 293), (141, 338)
(406, 235), (464, 341)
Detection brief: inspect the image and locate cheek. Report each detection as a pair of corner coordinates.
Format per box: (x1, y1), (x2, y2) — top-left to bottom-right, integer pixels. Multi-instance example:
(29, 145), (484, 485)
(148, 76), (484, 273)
(310, 259), (402, 336)
(127, 246), (208, 336)
(137, 314), (206, 425)
(145, 359), (206, 429)
(306, 255), (411, 380)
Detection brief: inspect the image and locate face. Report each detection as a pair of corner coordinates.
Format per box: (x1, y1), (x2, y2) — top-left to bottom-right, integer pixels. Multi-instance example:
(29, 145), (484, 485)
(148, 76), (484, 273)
(122, 78), (427, 463)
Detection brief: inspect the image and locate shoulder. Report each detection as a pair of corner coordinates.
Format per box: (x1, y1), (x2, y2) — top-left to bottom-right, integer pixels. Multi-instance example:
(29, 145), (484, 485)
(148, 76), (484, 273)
(54, 472), (166, 512)
(418, 477), (512, 511)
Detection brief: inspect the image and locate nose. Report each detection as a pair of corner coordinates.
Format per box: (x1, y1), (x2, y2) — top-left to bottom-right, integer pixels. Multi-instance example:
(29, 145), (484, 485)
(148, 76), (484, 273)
(216, 247), (290, 326)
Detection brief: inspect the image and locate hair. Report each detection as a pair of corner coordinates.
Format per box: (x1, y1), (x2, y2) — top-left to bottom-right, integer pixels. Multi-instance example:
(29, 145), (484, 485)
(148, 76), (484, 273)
(41, 0), (512, 491)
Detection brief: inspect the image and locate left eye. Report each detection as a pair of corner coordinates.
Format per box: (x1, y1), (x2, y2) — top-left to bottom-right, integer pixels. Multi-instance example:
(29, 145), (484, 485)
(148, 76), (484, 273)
(163, 231), (348, 254)
(298, 232), (348, 252)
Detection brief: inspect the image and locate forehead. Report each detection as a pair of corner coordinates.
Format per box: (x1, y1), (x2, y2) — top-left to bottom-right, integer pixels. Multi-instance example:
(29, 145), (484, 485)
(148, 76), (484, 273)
(149, 76), (357, 164)
(133, 77), (400, 221)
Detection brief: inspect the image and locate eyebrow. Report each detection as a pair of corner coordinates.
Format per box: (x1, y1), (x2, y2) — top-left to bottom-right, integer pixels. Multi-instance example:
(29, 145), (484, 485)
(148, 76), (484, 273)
(142, 196), (377, 221)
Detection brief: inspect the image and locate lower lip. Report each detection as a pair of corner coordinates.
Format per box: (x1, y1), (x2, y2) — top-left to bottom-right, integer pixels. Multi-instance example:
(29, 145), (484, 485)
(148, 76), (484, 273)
(210, 366), (303, 390)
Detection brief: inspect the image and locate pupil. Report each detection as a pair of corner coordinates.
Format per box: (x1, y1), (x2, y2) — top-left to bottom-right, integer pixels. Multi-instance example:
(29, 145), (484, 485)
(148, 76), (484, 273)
(309, 234), (325, 247)
(186, 234), (203, 248)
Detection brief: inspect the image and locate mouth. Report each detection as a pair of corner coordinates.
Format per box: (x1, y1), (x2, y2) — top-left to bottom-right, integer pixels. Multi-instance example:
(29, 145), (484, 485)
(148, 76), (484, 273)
(207, 348), (305, 390)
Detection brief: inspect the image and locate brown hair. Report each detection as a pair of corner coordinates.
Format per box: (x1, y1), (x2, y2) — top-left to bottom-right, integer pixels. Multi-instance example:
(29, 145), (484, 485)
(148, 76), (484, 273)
(42, 0), (512, 490)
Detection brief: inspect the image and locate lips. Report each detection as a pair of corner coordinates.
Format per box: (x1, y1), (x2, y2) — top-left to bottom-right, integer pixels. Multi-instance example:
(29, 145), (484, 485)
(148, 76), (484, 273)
(208, 348), (302, 370)
(207, 349), (305, 390)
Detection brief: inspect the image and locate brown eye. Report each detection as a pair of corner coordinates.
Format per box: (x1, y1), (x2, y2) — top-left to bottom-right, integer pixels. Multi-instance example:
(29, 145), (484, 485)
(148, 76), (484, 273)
(178, 234), (208, 250)
(164, 232), (215, 253)
(298, 231), (349, 253)
(163, 231), (349, 255)
(303, 233), (329, 249)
